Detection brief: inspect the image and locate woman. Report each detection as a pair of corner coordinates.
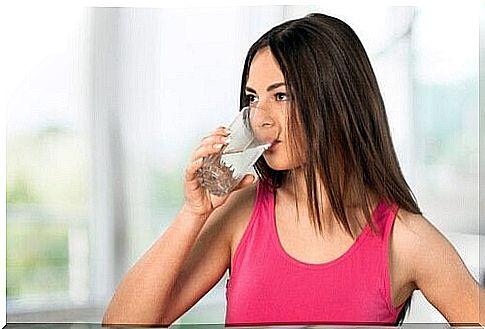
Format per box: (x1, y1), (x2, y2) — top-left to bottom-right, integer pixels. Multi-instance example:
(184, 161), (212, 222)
(103, 13), (483, 326)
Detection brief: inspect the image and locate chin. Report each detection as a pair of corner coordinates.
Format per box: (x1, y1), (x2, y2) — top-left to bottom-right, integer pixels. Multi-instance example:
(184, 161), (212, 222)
(266, 164), (290, 171)
(262, 157), (292, 171)
(263, 156), (306, 172)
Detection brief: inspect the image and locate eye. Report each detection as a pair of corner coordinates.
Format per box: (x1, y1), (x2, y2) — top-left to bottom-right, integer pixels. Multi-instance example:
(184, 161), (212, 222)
(245, 94), (259, 104)
(275, 92), (289, 101)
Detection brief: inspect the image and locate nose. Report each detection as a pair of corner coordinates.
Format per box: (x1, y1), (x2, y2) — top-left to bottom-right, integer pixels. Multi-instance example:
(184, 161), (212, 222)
(250, 105), (276, 128)
(249, 105), (279, 144)
(251, 95), (278, 120)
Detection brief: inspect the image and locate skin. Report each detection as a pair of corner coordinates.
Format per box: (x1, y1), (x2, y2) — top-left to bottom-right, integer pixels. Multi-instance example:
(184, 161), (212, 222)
(102, 48), (484, 326)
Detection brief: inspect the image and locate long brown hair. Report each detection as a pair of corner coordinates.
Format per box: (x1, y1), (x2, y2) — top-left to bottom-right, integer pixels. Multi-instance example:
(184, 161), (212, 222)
(239, 13), (420, 324)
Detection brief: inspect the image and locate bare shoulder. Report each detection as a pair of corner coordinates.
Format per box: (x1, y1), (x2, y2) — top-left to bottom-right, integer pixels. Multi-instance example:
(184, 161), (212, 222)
(392, 208), (467, 283)
(387, 209), (424, 288)
(228, 182), (257, 239)
(394, 209), (423, 237)
(215, 181), (257, 221)
(393, 208), (448, 252)
(390, 210), (432, 280)
(393, 210), (482, 324)
(392, 209), (442, 261)
(210, 182), (257, 250)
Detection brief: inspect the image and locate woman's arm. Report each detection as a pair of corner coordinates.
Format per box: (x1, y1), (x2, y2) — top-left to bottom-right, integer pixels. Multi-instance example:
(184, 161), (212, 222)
(101, 183), (254, 326)
(396, 212), (483, 326)
(102, 126), (255, 326)
(101, 205), (218, 326)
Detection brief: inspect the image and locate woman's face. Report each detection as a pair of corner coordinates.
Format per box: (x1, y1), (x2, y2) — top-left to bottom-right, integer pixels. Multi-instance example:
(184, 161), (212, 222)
(246, 48), (304, 171)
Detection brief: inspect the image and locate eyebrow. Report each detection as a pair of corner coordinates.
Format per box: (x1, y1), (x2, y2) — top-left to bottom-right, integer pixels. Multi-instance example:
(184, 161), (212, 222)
(245, 82), (286, 94)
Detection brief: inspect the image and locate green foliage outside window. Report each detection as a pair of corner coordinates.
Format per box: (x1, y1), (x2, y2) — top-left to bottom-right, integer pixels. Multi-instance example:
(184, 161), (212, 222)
(7, 126), (88, 301)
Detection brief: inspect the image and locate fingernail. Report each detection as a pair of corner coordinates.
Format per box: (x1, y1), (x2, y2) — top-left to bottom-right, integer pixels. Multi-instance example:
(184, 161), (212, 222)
(213, 143), (224, 149)
(222, 136), (231, 143)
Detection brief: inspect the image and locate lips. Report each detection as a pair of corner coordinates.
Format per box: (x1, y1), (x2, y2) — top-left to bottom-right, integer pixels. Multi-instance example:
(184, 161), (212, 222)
(267, 140), (282, 151)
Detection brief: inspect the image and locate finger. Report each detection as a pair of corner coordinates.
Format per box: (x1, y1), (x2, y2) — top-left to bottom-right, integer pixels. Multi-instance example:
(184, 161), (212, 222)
(190, 141), (228, 163)
(204, 126), (230, 138)
(185, 158), (203, 182)
(213, 126), (231, 134)
(200, 128), (231, 144)
(199, 134), (231, 148)
(204, 126), (231, 138)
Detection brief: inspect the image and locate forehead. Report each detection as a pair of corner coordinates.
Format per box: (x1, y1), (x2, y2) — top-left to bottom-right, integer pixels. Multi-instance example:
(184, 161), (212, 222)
(247, 48), (285, 88)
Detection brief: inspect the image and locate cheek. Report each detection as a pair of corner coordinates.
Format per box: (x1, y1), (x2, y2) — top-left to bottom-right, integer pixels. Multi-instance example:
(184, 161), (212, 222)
(262, 143), (304, 171)
(263, 110), (307, 169)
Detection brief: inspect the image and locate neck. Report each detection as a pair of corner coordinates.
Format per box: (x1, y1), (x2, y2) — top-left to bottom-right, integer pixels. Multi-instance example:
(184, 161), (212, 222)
(276, 167), (379, 237)
(279, 167), (332, 222)
(280, 167), (325, 204)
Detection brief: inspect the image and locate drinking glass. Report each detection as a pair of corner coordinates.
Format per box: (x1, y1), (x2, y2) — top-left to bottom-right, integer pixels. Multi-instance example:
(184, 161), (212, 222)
(196, 105), (278, 196)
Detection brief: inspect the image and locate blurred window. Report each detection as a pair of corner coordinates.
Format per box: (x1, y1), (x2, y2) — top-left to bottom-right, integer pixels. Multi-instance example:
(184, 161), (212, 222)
(6, 6), (90, 310)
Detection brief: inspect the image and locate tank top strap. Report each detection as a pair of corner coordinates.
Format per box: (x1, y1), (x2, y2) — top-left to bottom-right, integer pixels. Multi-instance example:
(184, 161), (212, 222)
(251, 179), (274, 219)
(230, 179), (274, 275)
(257, 179), (274, 202)
(370, 199), (399, 239)
(382, 202), (400, 239)
(376, 200), (404, 314)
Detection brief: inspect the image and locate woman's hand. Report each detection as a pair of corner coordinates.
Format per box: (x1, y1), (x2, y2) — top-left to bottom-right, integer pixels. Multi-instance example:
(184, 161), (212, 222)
(183, 126), (255, 218)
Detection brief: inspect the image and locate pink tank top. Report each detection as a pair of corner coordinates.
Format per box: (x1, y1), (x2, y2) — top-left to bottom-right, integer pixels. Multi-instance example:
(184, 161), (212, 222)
(225, 181), (405, 326)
